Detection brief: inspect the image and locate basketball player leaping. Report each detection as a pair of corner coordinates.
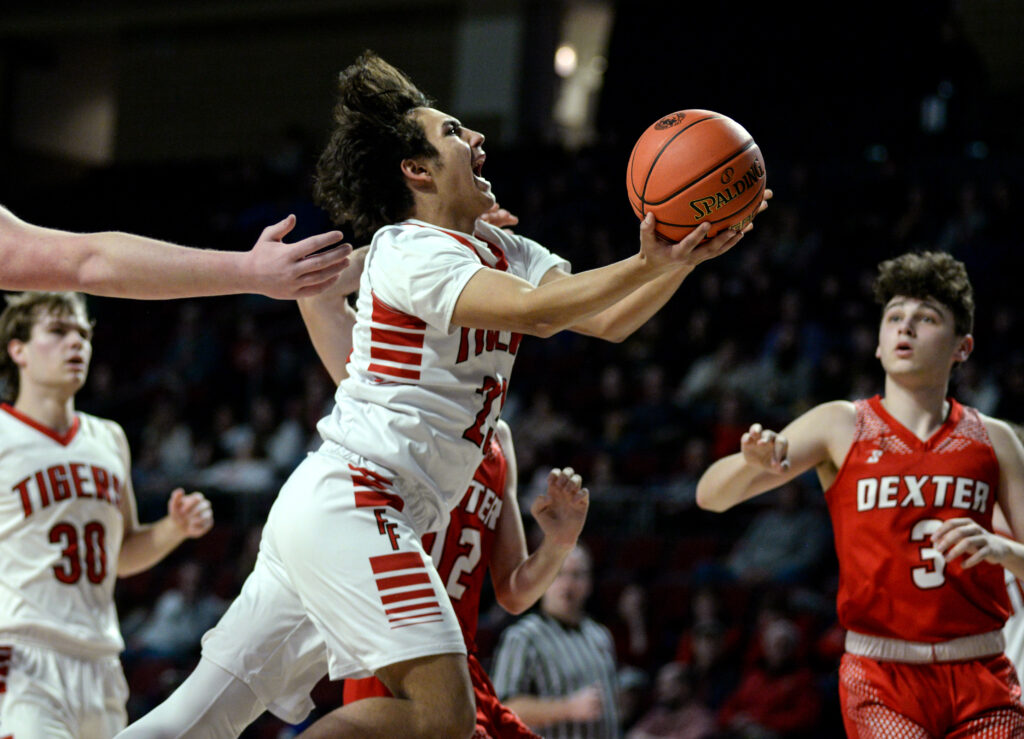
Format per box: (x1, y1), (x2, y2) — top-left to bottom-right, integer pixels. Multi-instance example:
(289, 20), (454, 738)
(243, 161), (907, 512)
(116, 51), (768, 739)
(697, 251), (1024, 737)
(0, 291), (214, 738)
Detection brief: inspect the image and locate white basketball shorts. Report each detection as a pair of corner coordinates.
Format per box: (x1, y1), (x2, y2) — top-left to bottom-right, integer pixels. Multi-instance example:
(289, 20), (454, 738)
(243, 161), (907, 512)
(199, 445), (466, 724)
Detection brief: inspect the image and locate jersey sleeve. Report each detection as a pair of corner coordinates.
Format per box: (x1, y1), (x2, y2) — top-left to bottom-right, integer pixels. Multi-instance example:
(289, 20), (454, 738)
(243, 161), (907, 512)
(368, 228), (485, 334)
(477, 221), (571, 285)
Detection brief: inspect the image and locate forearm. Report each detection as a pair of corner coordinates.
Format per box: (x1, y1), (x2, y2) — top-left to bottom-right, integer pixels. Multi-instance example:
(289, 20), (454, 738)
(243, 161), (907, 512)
(63, 231), (252, 298)
(573, 264), (691, 342)
(695, 454), (781, 512)
(118, 517), (188, 576)
(455, 254), (667, 337)
(499, 539), (576, 614)
(998, 539), (1024, 582)
(502, 696), (574, 729)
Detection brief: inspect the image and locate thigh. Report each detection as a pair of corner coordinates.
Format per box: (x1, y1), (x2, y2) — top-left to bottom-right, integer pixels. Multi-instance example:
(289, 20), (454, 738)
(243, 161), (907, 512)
(79, 656), (129, 738)
(267, 451), (466, 679)
(948, 656), (1024, 738)
(0, 643), (73, 739)
(839, 654), (934, 738)
(466, 653), (540, 739)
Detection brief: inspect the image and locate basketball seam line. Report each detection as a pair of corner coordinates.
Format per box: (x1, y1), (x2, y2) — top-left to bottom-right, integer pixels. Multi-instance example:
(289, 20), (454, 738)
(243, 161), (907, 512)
(631, 114), (721, 203)
(642, 138), (757, 206)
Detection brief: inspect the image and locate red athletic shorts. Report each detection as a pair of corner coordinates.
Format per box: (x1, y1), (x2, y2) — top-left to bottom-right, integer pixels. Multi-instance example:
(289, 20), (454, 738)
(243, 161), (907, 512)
(840, 652), (1024, 738)
(343, 652), (539, 739)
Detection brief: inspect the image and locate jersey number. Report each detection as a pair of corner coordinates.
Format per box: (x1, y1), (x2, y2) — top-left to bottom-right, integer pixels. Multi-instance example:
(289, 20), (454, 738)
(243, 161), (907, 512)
(428, 526), (483, 601)
(49, 521), (107, 585)
(910, 518), (946, 589)
(463, 376), (508, 449)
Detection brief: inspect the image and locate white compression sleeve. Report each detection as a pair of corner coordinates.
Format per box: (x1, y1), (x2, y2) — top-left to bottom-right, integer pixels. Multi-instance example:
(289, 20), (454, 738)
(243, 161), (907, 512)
(114, 658), (267, 739)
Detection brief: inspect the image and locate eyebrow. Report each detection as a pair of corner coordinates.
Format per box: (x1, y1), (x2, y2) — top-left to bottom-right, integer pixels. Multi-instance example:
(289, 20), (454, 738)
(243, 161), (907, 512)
(884, 299), (945, 315)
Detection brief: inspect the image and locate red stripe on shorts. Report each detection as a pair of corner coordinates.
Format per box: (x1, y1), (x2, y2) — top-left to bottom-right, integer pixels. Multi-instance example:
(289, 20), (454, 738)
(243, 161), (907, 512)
(380, 588), (437, 605)
(376, 572), (432, 591)
(369, 551), (424, 574)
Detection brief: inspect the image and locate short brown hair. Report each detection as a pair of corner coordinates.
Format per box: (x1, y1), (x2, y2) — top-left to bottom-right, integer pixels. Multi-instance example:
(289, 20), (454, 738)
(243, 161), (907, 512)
(0, 292), (90, 402)
(873, 251), (974, 335)
(314, 51), (437, 241)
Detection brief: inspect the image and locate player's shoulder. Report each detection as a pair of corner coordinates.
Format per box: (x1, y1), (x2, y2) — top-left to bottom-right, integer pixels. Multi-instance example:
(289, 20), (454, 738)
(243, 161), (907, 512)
(786, 400), (855, 436)
(77, 412), (127, 444)
(978, 413), (1022, 458)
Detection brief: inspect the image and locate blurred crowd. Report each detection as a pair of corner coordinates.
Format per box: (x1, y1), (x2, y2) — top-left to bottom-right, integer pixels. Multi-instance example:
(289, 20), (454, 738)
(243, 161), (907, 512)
(4, 100), (1022, 736)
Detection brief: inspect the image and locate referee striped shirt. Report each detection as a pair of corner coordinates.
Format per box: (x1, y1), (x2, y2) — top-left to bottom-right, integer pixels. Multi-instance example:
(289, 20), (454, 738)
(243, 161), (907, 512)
(490, 612), (621, 739)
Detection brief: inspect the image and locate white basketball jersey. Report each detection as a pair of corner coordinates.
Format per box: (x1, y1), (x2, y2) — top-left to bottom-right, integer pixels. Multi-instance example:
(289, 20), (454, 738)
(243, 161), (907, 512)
(0, 404), (128, 657)
(318, 218), (568, 533)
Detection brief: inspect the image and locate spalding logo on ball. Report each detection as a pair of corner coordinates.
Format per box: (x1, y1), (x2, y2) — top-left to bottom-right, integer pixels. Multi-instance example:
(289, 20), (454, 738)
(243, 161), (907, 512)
(627, 109), (766, 242)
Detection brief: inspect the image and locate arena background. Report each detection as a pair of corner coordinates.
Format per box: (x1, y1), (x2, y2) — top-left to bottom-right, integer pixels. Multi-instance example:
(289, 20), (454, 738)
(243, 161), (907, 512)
(2, 1), (1024, 736)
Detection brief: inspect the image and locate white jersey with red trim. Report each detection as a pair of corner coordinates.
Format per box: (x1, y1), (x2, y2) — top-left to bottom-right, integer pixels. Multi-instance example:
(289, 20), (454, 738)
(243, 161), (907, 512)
(0, 404), (128, 657)
(318, 218), (568, 534)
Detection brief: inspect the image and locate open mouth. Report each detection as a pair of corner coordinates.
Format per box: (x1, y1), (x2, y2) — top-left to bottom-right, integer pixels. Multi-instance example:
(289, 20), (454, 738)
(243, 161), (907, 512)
(472, 155), (490, 189)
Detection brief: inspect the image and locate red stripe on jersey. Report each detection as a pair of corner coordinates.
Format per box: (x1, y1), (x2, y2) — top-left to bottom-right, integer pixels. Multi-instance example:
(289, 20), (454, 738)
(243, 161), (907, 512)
(370, 345), (423, 367)
(377, 572), (432, 591)
(372, 327), (426, 348)
(367, 363), (421, 381)
(371, 294), (426, 330)
(369, 551), (424, 574)
(389, 610), (443, 623)
(380, 588), (437, 605)
(393, 618), (444, 629)
(386, 601), (441, 615)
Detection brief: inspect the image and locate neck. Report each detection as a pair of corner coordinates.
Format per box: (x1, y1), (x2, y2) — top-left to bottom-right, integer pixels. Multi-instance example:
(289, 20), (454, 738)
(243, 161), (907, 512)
(408, 202), (478, 236)
(880, 376), (950, 441)
(544, 607), (583, 628)
(13, 386), (76, 433)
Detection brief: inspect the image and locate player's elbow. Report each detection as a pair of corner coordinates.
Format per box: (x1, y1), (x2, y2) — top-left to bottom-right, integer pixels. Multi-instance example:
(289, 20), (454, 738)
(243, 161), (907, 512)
(496, 590), (531, 615)
(695, 481), (730, 512)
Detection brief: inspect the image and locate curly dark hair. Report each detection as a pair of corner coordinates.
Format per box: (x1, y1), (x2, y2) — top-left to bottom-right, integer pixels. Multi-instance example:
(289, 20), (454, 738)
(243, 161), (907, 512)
(313, 51), (437, 241)
(0, 292), (90, 402)
(873, 251), (974, 335)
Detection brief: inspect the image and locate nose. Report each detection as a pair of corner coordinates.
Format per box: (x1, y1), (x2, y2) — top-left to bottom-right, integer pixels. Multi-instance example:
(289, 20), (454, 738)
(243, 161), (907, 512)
(467, 127), (484, 148)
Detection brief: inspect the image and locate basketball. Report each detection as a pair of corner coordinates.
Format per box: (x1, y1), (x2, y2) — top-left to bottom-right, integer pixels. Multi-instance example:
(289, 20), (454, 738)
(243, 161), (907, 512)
(626, 109), (766, 242)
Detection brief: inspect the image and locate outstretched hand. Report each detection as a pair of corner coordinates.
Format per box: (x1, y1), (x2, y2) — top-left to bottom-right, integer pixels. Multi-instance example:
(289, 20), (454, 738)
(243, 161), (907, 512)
(246, 215), (354, 299)
(932, 518), (1011, 568)
(531, 467), (589, 549)
(741, 422), (790, 473)
(639, 188), (772, 272)
(168, 488), (214, 539)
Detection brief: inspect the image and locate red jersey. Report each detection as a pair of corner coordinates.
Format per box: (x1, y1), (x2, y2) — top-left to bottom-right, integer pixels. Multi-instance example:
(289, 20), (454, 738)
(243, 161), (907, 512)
(345, 434), (507, 701)
(826, 396), (1009, 642)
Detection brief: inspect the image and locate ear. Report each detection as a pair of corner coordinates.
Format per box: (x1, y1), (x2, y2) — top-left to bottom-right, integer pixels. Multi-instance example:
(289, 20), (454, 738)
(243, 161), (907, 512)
(954, 334), (974, 363)
(7, 339), (26, 369)
(400, 158), (433, 189)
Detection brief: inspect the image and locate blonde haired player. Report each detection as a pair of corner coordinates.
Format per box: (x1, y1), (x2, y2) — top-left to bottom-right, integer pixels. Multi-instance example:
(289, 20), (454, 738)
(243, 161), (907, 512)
(697, 251), (1024, 737)
(0, 292), (213, 738)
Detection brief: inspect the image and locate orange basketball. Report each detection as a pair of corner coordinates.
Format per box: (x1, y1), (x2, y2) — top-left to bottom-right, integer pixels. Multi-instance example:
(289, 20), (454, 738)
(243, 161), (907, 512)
(626, 109), (766, 242)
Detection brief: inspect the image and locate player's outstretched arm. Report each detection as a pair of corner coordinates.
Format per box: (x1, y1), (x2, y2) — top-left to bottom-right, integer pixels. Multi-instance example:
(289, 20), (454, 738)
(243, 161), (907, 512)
(489, 422), (589, 614)
(696, 400), (851, 512)
(453, 193), (768, 341)
(118, 488), (214, 577)
(298, 245), (367, 384)
(0, 205), (351, 299)
(562, 191), (771, 342)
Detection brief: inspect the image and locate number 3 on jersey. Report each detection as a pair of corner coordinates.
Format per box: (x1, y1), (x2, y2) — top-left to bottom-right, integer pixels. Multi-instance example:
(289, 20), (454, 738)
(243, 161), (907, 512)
(463, 375), (508, 449)
(910, 518), (946, 589)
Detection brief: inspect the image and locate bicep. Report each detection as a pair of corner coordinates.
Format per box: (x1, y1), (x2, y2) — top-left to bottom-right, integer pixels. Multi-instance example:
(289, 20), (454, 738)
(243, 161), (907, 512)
(451, 268), (539, 333)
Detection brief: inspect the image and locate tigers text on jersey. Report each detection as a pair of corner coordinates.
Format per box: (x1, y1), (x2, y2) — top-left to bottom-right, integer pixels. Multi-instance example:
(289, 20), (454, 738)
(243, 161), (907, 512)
(826, 396), (1008, 643)
(319, 218), (568, 534)
(422, 433), (507, 651)
(0, 404), (127, 657)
